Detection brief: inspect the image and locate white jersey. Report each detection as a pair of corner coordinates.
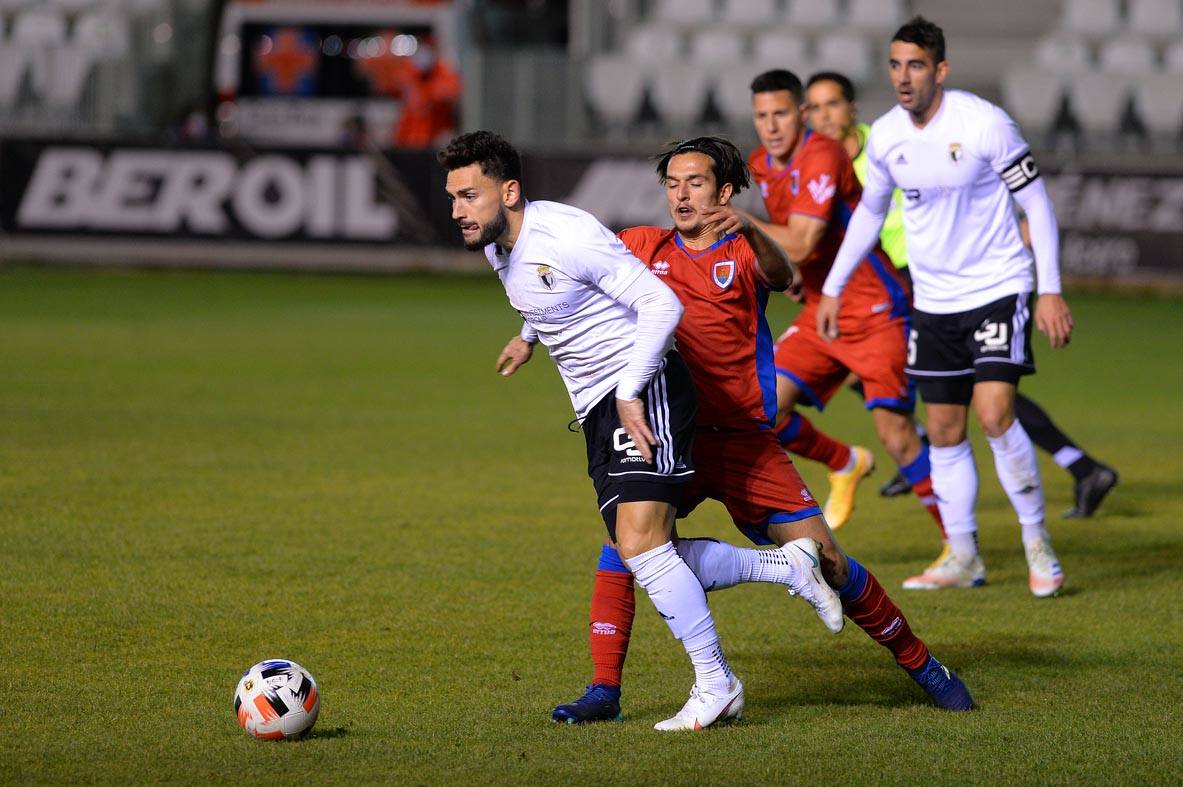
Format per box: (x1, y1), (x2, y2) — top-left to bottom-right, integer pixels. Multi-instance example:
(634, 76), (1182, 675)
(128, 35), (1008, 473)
(859, 90), (1037, 313)
(486, 200), (676, 419)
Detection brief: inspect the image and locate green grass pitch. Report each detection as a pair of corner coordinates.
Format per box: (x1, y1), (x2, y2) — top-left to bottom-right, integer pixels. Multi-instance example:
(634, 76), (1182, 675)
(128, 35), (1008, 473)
(1, 266), (1180, 784)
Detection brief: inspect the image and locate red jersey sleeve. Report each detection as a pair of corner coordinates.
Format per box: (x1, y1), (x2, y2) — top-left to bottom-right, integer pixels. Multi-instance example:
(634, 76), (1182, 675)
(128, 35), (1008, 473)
(618, 226), (667, 265)
(787, 142), (843, 222)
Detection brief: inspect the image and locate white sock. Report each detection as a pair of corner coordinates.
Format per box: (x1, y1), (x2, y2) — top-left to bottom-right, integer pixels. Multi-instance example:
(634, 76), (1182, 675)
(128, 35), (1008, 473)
(930, 441), (979, 557)
(986, 419), (1046, 528)
(676, 538), (801, 591)
(625, 542), (733, 692)
(1053, 446), (1084, 469)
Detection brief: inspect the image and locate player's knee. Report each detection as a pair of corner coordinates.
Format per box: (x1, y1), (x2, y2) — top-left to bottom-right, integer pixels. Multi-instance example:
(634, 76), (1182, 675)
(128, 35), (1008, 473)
(976, 408), (1014, 439)
(875, 414), (917, 463)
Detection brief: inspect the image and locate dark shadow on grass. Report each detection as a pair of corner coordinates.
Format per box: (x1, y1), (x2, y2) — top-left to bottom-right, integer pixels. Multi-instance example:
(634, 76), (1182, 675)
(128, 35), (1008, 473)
(304, 725), (350, 740)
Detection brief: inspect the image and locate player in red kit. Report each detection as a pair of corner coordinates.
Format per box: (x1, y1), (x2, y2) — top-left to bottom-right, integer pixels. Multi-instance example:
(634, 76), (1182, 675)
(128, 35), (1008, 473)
(745, 69), (943, 538)
(541, 137), (972, 724)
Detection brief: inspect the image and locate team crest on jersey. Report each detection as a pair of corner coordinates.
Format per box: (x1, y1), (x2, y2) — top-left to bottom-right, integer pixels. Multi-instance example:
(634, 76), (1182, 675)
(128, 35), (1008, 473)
(790, 170), (800, 195)
(949, 142), (963, 163)
(712, 260), (736, 289)
(537, 264), (555, 290)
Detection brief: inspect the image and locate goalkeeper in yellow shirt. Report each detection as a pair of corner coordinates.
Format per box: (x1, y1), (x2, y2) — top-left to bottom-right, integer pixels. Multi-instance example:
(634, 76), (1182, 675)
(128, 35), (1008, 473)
(804, 71), (1117, 518)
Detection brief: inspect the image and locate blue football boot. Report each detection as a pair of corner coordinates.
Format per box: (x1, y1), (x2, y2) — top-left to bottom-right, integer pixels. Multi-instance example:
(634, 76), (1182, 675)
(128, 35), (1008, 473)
(907, 655), (975, 711)
(551, 684), (622, 724)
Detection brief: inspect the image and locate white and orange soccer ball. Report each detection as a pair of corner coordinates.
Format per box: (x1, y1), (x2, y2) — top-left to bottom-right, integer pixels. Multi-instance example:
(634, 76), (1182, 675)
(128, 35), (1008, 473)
(234, 659), (320, 740)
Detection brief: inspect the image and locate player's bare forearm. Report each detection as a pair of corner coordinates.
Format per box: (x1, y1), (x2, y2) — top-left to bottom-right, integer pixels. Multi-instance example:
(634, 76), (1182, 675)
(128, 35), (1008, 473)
(496, 335), (534, 376)
(1035, 293), (1073, 349)
(615, 397), (656, 464)
(751, 215), (826, 266)
(741, 218), (794, 290)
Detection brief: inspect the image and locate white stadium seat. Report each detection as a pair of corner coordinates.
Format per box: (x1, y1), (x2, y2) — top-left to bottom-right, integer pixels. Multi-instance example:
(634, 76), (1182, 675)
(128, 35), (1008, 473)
(1133, 73), (1183, 135)
(1060, 0), (1122, 37)
(715, 65), (758, 125)
(719, 0), (779, 27)
(626, 24), (682, 63)
(814, 33), (873, 81)
(651, 0), (714, 25)
(44, 47), (96, 107)
(847, 0), (906, 32)
(752, 29), (808, 72)
(1034, 34), (1092, 73)
(0, 45), (28, 106)
(75, 10), (131, 58)
(649, 62), (711, 127)
(1127, 0), (1183, 39)
(690, 28), (745, 65)
(785, 0), (841, 30)
(11, 6), (67, 45)
(1001, 68), (1066, 135)
(585, 55), (646, 127)
(1066, 70), (1132, 134)
(1164, 39), (1183, 72)
(1098, 37), (1156, 74)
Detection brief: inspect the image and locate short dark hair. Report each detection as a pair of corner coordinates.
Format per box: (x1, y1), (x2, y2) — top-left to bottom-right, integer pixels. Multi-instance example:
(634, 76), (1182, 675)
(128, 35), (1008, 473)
(806, 71), (856, 103)
(437, 130), (522, 183)
(654, 136), (751, 194)
(750, 69), (803, 104)
(892, 15), (946, 64)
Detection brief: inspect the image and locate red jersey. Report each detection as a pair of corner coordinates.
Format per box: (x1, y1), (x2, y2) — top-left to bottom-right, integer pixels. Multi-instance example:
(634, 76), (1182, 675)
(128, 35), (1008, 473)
(748, 132), (909, 337)
(620, 227), (780, 430)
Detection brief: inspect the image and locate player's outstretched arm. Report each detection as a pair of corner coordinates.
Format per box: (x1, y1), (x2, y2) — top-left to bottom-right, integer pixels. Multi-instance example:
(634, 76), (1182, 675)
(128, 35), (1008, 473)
(700, 204), (795, 289)
(750, 214), (827, 267)
(1034, 294), (1073, 349)
(496, 334), (535, 376)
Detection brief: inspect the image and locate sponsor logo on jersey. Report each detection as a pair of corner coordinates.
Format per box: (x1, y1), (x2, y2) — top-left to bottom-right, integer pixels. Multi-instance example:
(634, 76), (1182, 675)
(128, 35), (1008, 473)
(652, 260), (670, 276)
(807, 173), (836, 205)
(949, 142), (963, 163)
(790, 170), (800, 195)
(537, 264), (555, 290)
(712, 260), (736, 289)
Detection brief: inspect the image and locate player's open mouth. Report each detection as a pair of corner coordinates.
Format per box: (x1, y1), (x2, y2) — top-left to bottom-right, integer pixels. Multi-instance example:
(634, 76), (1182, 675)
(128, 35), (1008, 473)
(459, 223), (479, 235)
(676, 207), (694, 216)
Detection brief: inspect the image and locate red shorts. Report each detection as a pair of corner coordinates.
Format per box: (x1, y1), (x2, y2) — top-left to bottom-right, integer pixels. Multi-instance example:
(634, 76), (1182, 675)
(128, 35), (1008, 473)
(678, 427), (822, 545)
(774, 313), (914, 412)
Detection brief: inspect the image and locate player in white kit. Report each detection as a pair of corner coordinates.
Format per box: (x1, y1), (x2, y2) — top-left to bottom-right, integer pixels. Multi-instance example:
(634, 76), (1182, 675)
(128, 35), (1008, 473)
(439, 131), (835, 729)
(817, 18), (1072, 597)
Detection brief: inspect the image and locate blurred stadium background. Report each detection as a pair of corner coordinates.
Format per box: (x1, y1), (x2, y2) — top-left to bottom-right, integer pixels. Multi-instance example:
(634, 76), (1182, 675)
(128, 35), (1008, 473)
(0, 0), (1180, 284)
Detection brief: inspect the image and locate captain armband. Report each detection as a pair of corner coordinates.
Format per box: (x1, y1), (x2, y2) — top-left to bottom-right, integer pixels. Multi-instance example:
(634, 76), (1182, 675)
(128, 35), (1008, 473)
(1000, 151), (1040, 193)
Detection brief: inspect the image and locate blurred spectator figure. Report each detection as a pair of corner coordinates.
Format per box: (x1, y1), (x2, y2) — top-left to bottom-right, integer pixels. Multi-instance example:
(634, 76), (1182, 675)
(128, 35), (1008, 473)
(392, 34), (462, 148)
(165, 104), (212, 145)
(339, 112), (372, 150)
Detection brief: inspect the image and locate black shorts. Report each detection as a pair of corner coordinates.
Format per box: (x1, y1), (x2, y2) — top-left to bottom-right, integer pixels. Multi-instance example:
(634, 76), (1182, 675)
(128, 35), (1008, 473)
(907, 292), (1035, 405)
(583, 351), (696, 541)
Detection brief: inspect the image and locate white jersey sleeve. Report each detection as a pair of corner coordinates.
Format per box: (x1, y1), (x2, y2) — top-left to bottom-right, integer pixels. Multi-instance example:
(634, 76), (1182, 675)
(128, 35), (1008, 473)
(822, 132), (894, 298)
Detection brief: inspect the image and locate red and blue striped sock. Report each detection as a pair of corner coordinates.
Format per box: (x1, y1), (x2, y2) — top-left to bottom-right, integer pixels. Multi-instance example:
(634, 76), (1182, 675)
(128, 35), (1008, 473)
(775, 411), (851, 472)
(838, 557), (930, 671)
(900, 445), (946, 538)
(589, 545), (635, 688)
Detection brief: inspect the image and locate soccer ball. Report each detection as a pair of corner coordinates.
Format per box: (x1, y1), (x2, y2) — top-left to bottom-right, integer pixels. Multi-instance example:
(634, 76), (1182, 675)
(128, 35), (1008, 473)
(234, 659), (320, 740)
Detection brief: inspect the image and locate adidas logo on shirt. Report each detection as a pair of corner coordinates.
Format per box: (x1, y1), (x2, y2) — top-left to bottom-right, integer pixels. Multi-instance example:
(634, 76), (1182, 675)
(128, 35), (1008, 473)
(896, 153), (908, 165)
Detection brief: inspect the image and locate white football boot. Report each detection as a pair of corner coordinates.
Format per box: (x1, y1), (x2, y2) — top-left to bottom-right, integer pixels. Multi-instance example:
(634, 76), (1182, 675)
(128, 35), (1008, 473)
(902, 545), (987, 590)
(654, 678), (744, 731)
(783, 538), (845, 634)
(1024, 535), (1064, 598)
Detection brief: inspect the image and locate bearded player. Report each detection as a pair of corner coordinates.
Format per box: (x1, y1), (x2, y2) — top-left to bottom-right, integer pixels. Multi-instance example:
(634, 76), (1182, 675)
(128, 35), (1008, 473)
(541, 137), (972, 725)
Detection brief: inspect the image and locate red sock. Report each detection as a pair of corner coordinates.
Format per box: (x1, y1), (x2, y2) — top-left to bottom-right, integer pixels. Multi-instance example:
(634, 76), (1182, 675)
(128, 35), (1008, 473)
(589, 569), (636, 687)
(840, 558), (930, 671)
(910, 475), (947, 539)
(775, 411), (852, 472)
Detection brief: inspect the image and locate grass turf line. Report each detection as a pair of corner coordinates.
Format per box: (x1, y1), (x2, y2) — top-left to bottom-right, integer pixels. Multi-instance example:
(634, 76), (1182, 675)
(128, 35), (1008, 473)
(0, 267), (1180, 784)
